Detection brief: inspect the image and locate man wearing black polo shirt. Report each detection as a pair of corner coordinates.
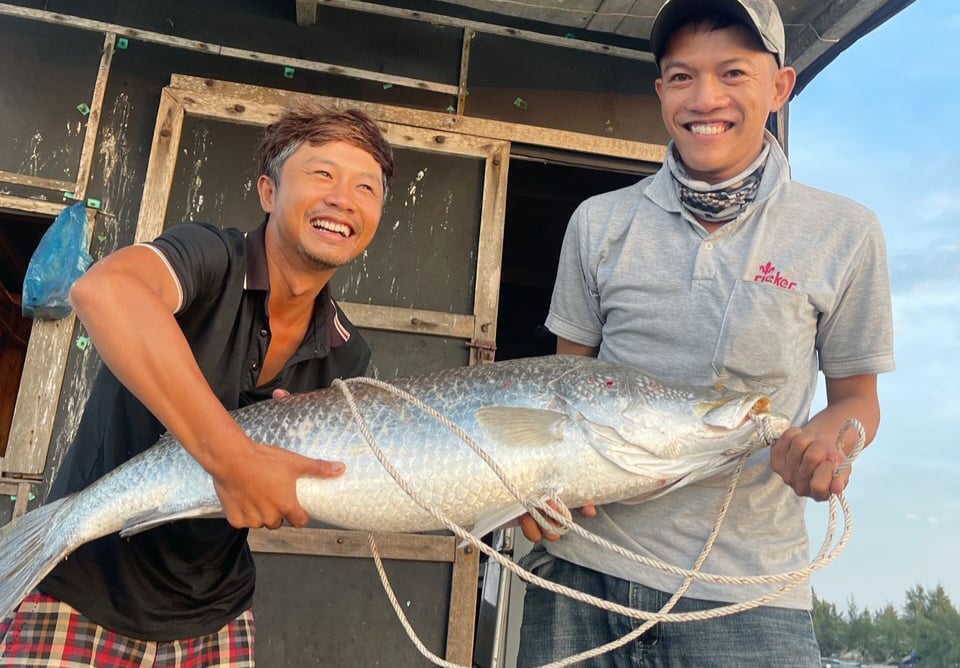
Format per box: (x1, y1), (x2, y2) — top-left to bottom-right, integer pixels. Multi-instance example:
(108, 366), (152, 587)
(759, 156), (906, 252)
(0, 107), (396, 665)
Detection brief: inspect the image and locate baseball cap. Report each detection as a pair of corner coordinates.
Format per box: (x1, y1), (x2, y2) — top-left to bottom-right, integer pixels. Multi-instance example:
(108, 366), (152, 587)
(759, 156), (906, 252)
(650, 0), (786, 68)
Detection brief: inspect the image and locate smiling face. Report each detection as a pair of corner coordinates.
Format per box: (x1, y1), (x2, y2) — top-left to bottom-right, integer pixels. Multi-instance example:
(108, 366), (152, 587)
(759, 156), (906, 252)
(655, 22), (796, 184)
(258, 140), (385, 274)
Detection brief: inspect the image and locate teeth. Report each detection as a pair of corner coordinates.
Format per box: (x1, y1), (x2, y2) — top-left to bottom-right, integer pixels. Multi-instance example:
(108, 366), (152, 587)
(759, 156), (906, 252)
(689, 123), (729, 135)
(312, 219), (351, 237)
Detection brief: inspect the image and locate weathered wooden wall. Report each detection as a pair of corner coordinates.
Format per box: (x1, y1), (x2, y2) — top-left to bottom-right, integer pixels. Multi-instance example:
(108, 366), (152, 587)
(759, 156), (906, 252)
(0, 1), (666, 663)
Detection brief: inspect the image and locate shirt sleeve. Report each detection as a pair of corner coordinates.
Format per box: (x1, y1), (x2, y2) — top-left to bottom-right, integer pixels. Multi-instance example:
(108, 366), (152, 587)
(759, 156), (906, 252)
(544, 203), (604, 347)
(816, 212), (896, 378)
(144, 223), (236, 315)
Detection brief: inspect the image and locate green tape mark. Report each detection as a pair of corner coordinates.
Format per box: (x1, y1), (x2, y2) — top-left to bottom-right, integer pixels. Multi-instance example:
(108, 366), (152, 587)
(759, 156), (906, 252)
(382, 83), (393, 90)
(86, 198), (101, 209)
(564, 32), (576, 39)
(513, 97), (528, 111)
(77, 103), (91, 116)
(446, 105), (456, 113)
(97, 234), (107, 243)
(64, 191), (75, 200)
(75, 335), (90, 350)
(117, 37), (129, 49)
(283, 66), (295, 79)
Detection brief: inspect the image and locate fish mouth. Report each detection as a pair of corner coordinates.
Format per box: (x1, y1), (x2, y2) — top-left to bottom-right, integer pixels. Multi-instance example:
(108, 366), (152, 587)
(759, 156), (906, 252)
(696, 393), (772, 429)
(697, 393), (790, 452)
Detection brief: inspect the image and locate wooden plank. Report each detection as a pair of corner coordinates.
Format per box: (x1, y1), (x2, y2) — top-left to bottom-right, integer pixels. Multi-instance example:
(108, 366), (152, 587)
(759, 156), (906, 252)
(0, 346), (26, 458)
(169, 75), (667, 164)
(456, 28), (475, 116)
(169, 88), (502, 158)
(3, 206), (97, 476)
(4, 316), (77, 475)
(216, 45), (458, 96)
(0, 479), (36, 519)
(295, 0), (318, 27)
(339, 302), (475, 340)
(12, 481), (31, 518)
(444, 543), (481, 663)
(248, 526), (456, 562)
(471, 141), (510, 363)
(0, 3), (455, 95)
(73, 32), (116, 202)
(133, 89), (184, 243)
(317, 0), (656, 62)
(0, 170), (73, 193)
(0, 195), (69, 217)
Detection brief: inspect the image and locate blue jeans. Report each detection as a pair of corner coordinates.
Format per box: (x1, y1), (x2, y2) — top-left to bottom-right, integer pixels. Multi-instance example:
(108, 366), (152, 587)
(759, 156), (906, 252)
(516, 551), (821, 668)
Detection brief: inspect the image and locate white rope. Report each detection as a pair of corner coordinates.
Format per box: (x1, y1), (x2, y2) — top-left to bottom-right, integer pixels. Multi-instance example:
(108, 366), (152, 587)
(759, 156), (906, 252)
(332, 376), (865, 668)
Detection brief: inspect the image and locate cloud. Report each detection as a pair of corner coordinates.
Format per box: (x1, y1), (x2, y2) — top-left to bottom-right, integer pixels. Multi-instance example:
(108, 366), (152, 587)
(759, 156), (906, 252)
(915, 191), (960, 224)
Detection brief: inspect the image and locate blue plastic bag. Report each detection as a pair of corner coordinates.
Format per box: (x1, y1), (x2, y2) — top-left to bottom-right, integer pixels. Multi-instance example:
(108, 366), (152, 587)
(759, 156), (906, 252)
(22, 201), (93, 320)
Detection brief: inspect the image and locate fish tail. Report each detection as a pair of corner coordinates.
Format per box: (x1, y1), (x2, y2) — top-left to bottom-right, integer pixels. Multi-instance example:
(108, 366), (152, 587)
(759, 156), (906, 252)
(0, 498), (72, 621)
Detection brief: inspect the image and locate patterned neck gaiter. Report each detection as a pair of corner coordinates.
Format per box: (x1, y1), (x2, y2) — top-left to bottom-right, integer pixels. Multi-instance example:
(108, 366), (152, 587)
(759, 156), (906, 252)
(667, 142), (770, 224)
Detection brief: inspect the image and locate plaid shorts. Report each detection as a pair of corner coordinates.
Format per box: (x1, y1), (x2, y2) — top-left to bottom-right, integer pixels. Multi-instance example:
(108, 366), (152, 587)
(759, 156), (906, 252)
(0, 592), (255, 667)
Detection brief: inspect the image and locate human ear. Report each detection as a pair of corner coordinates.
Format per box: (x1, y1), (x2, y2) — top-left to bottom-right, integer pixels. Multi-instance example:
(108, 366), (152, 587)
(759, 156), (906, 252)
(256, 174), (276, 214)
(771, 66), (797, 112)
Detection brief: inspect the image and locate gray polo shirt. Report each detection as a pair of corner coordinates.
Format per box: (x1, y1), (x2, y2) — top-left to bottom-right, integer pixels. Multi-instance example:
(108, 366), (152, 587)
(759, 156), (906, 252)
(545, 136), (895, 608)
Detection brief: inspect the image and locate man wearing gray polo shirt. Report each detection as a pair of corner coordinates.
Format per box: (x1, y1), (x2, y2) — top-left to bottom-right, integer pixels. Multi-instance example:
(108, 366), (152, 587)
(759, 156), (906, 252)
(517, 0), (895, 665)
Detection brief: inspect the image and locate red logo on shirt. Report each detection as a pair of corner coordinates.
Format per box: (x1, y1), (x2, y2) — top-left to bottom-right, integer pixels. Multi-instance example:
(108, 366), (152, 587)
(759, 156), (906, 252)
(754, 262), (797, 290)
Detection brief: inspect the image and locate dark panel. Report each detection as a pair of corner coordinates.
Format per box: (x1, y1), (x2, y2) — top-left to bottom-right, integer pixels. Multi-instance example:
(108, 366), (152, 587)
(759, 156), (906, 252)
(332, 147), (485, 315)
(0, 15), (103, 183)
(253, 552), (452, 667)
(466, 33), (669, 145)
(495, 158), (643, 361)
(361, 329), (471, 380)
(41, 0), (463, 86)
(166, 118), (264, 233)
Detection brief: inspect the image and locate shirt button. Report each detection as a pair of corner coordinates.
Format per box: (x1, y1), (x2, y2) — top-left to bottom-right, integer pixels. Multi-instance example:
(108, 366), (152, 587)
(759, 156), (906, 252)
(704, 241), (714, 250)
(251, 362), (259, 371)
(259, 328), (269, 337)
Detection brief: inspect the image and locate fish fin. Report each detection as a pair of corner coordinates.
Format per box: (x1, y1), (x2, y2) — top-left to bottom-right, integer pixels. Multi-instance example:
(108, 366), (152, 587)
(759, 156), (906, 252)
(475, 407), (569, 447)
(463, 503), (527, 544)
(119, 505), (224, 537)
(0, 497), (74, 622)
(584, 422), (695, 478)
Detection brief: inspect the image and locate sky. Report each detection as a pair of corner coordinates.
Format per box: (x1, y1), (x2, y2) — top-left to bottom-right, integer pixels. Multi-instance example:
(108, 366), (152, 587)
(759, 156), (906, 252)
(788, 0), (960, 613)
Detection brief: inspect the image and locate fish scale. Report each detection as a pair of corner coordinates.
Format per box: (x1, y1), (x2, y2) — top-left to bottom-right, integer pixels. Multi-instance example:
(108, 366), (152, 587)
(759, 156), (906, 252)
(0, 355), (790, 622)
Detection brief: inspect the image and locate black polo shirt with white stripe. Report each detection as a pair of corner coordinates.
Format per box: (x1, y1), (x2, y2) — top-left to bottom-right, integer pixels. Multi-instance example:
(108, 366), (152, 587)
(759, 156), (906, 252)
(41, 220), (371, 641)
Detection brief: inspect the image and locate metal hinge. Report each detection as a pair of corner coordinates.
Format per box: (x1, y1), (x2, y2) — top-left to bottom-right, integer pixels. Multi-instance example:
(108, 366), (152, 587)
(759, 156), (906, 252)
(467, 339), (497, 363)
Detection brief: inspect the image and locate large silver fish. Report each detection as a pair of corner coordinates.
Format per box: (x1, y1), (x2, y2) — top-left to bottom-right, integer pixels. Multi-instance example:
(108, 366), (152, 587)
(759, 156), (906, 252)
(0, 355), (789, 620)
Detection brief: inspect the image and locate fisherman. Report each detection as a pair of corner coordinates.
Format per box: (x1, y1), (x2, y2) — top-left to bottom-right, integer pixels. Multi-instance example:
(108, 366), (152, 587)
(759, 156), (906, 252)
(516, 0), (895, 665)
(0, 107), (394, 664)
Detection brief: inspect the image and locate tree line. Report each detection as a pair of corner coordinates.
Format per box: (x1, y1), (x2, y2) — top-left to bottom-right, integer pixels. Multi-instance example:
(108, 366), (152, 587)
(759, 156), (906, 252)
(813, 584), (960, 667)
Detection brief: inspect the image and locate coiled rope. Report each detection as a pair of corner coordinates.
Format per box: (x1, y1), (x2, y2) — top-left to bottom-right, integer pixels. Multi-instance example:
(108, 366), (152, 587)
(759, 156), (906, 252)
(332, 376), (866, 668)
